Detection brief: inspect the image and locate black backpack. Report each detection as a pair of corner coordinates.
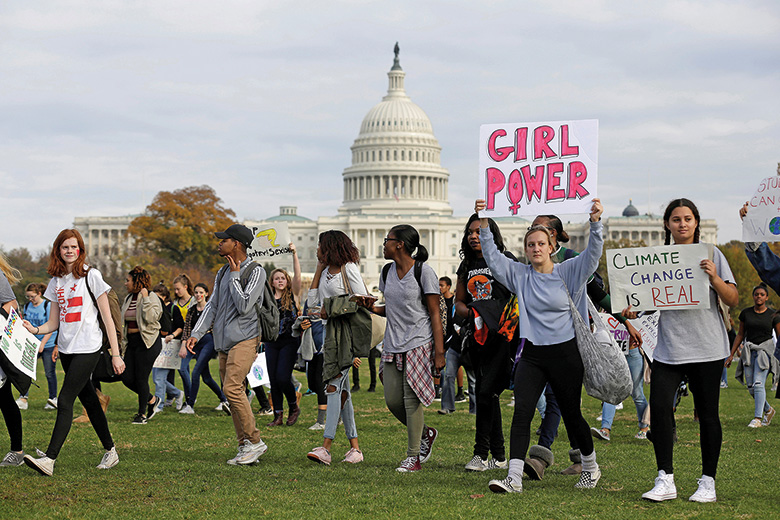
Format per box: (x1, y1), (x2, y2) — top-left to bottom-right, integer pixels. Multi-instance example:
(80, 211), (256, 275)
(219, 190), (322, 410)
(381, 261), (447, 332)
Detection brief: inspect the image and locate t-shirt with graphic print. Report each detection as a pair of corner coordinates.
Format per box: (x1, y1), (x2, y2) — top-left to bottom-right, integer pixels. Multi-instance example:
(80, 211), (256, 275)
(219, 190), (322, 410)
(44, 267), (111, 355)
(456, 255), (515, 306)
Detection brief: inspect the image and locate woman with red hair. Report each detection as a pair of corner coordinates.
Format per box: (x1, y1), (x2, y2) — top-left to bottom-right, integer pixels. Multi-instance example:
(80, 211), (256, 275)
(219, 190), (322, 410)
(22, 229), (125, 476)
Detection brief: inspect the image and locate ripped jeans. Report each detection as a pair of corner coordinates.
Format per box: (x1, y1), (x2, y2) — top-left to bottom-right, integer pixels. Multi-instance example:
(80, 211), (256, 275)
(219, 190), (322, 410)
(746, 350), (771, 419)
(323, 368), (357, 441)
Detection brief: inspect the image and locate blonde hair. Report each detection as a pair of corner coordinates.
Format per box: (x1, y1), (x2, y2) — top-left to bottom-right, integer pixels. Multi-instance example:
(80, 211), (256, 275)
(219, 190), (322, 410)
(0, 251), (22, 285)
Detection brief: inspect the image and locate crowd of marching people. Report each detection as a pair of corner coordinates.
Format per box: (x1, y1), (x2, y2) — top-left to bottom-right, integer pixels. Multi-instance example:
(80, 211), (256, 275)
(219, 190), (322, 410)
(1, 197), (779, 504)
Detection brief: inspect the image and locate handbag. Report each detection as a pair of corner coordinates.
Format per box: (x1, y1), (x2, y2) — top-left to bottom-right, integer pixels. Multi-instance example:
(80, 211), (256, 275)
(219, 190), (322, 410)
(562, 279), (632, 405)
(340, 266), (386, 350)
(92, 349), (122, 383)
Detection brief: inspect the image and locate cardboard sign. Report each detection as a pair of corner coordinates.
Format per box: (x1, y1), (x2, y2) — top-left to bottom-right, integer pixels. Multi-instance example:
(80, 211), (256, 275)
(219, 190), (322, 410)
(743, 177), (780, 242)
(153, 338), (183, 370)
(607, 244), (710, 311)
(478, 119), (598, 217)
(246, 352), (270, 388)
(249, 223), (292, 260)
(599, 313), (630, 354)
(630, 312), (659, 361)
(0, 308), (40, 379)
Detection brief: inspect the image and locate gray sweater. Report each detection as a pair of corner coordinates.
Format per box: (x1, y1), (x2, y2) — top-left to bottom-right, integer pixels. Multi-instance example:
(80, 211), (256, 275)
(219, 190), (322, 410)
(191, 258), (266, 352)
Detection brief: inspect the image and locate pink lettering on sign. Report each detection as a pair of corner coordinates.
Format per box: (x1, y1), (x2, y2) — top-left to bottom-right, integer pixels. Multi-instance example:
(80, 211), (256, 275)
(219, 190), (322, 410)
(487, 129), (513, 162)
(506, 169), (523, 215)
(533, 126), (556, 161)
(559, 124), (579, 157)
(522, 165), (545, 203)
(485, 168), (506, 210)
(567, 162), (589, 199)
(546, 163), (566, 202)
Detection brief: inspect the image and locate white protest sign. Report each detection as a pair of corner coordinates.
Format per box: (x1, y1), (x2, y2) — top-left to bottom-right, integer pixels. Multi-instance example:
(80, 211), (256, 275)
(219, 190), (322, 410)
(599, 313), (631, 354)
(607, 244), (710, 311)
(153, 338), (183, 370)
(742, 177), (780, 242)
(478, 119), (598, 217)
(630, 312), (659, 361)
(248, 223), (292, 260)
(0, 308), (40, 379)
(246, 352), (270, 388)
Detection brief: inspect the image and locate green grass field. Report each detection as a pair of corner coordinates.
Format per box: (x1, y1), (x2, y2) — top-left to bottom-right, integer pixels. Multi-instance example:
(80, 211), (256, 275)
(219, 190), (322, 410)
(1, 361), (777, 520)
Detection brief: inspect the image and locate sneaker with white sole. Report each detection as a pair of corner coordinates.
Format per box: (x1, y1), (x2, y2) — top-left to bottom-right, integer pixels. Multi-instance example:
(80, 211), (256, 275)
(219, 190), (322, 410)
(24, 455), (55, 476)
(45, 398), (58, 410)
(131, 414), (147, 425)
(487, 458), (508, 470)
(247, 389), (255, 405)
(220, 401), (231, 416)
(465, 454), (489, 472)
(575, 468), (601, 489)
(227, 440), (250, 466)
(0, 451), (25, 467)
(748, 418), (762, 428)
(419, 426), (437, 463)
(488, 475), (523, 494)
(179, 405), (195, 415)
(235, 439), (267, 465)
(591, 427), (611, 441)
(97, 447), (119, 469)
(396, 455), (421, 472)
(307, 446), (331, 466)
(642, 470), (677, 501)
(308, 422), (326, 431)
(689, 476), (716, 503)
(342, 448), (363, 464)
(762, 406), (776, 426)
(174, 393), (185, 411)
(15, 397), (28, 410)
(214, 402), (223, 412)
(635, 430), (648, 440)
(146, 396), (161, 419)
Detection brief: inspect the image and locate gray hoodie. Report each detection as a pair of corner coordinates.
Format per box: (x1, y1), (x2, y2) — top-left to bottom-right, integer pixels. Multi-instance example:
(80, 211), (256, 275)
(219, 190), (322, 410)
(191, 258), (266, 352)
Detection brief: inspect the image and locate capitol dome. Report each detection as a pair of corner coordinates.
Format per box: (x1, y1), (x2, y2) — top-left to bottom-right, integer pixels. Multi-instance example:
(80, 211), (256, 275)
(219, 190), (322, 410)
(622, 199), (640, 217)
(338, 46), (452, 216)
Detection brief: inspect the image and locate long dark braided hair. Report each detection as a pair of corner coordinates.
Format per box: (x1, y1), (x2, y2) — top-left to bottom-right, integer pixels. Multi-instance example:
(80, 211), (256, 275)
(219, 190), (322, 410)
(663, 198), (700, 245)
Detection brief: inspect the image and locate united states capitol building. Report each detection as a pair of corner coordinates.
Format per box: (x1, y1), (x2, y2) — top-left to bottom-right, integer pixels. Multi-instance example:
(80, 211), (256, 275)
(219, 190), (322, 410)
(75, 48), (717, 285)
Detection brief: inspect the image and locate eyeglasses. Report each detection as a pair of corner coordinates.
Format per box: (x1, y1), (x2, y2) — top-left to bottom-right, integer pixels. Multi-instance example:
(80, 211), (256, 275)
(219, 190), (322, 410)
(25, 294), (37, 300)
(383, 237), (400, 245)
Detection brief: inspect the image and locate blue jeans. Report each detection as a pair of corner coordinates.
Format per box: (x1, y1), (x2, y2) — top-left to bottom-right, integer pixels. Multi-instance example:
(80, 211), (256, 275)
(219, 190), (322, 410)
(441, 348), (476, 413)
(323, 368), (357, 441)
(265, 335), (299, 412)
(745, 350), (771, 418)
(189, 333), (225, 406)
(153, 368), (182, 403)
(178, 349), (194, 401)
(601, 347), (648, 429)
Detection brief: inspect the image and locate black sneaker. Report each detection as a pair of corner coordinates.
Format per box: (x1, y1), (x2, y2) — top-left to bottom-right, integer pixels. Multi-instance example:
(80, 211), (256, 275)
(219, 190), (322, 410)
(454, 391), (467, 403)
(146, 396), (160, 419)
(132, 414), (147, 425)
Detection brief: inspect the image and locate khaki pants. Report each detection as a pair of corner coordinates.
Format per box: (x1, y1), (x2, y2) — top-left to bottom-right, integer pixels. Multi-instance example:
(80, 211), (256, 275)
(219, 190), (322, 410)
(219, 338), (261, 446)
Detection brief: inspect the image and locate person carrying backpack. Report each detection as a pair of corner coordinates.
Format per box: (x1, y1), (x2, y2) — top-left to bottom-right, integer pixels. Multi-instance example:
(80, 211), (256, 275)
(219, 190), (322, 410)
(184, 223), (268, 466)
(17, 283), (58, 410)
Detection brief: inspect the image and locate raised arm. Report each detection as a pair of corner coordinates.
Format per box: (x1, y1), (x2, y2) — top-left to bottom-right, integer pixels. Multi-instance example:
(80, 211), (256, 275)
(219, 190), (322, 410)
(290, 243), (302, 296)
(474, 199), (517, 294)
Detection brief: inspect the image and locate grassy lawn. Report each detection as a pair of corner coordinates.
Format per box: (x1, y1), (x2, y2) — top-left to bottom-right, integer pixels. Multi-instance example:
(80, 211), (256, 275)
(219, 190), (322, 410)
(0, 361), (777, 520)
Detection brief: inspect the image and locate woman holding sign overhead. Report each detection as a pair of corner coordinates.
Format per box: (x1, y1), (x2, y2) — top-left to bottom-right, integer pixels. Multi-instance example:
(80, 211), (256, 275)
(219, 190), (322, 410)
(475, 197), (605, 494)
(21, 229), (125, 476)
(637, 198), (737, 503)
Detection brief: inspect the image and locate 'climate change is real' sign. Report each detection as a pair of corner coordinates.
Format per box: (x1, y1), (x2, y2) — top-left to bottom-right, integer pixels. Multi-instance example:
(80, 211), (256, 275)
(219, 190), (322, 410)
(607, 244), (710, 311)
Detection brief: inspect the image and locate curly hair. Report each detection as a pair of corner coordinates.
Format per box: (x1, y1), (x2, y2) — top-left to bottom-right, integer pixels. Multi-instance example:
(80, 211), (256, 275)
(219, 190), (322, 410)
(663, 198), (700, 245)
(459, 213), (506, 266)
(270, 268), (297, 312)
(128, 266), (152, 294)
(47, 229), (89, 279)
(318, 230), (360, 268)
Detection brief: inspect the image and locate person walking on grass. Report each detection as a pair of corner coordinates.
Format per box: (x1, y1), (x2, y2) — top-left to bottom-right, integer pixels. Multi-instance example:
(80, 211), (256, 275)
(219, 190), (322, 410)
(474, 198), (605, 495)
(22, 229), (125, 476)
(17, 283), (58, 411)
(725, 282), (777, 428)
(0, 254), (26, 468)
(184, 224), (268, 466)
(367, 224), (445, 473)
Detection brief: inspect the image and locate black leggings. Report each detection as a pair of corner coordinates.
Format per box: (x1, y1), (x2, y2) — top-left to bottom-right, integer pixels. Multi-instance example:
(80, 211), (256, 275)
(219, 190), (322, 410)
(48, 351), (114, 459)
(650, 358), (723, 477)
(121, 333), (162, 415)
(265, 335), (299, 411)
(472, 335), (512, 460)
(0, 383), (22, 452)
(509, 339), (593, 461)
(307, 353), (326, 406)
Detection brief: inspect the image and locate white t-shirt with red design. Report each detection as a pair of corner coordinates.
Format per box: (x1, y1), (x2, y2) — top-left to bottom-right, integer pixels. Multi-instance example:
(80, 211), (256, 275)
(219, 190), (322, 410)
(44, 267), (111, 355)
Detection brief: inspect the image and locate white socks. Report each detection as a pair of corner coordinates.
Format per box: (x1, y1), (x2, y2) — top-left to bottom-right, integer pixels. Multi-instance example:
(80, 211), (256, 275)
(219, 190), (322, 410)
(508, 458), (525, 481)
(581, 451), (598, 473)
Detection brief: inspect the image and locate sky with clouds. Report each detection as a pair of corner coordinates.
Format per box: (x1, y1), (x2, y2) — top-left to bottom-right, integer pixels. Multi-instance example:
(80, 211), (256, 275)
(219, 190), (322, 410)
(1, 0), (778, 254)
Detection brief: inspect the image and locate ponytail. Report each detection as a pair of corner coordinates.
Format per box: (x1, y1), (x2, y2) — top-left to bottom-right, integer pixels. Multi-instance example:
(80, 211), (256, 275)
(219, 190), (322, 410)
(389, 224), (428, 263)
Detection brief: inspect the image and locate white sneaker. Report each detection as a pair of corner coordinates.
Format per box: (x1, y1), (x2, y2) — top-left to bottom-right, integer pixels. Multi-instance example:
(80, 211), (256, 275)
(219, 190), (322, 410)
(174, 393), (185, 411)
(179, 405), (195, 415)
(575, 468), (601, 489)
(97, 447), (119, 469)
(486, 458), (508, 470)
(214, 402), (223, 412)
(247, 389), (256, 405)
(748, 418), (762, 428)
(642, 470), (677, 501)
(16, 397), (28, 410)
(235, 440), (268, 465)
(488, 475), (523, 494)
(615, 402), (624, 410)
(507, 396), (515, 407)
(689, 476), (716, 503)
(308, 422), (326, 430)
(227, 440), (250, 466)
(24, 455), (55, 476)
(465, 454), (489, 472)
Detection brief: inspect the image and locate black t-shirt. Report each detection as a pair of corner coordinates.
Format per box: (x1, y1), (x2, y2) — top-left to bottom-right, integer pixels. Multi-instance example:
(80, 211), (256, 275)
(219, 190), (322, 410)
(456, 255), (515, 305)
(739, 307), (780, 345)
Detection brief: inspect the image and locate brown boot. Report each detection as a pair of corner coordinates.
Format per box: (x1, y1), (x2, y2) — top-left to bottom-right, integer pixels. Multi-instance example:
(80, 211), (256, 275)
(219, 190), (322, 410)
(73, 407), (91, 424)
(524, 457), (546, 480)
(267, 412), (283, 427)
(561, 448), (582, 475)
(286, 404), (301, 426)
(97, 390), (111, 413)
